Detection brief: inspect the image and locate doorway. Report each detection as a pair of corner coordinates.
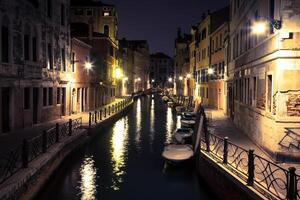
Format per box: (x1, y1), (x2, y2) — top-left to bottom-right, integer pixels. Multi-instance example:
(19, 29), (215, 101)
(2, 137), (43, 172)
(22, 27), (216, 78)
(33, 88), (39, 124)
(61, 87), (66, 116)
(1, 88), (10, 133)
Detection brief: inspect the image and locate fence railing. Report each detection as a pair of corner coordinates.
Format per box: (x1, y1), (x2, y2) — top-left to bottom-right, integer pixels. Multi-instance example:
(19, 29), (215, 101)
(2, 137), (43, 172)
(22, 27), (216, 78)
(200, 113), (299, 200)
(0, 117), (82, 184)
(88, 97), (132, 128)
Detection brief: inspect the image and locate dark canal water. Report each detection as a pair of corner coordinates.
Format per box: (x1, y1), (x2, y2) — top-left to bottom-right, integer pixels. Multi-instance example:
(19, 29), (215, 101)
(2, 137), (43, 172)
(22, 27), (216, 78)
(36, 95), (213, 200)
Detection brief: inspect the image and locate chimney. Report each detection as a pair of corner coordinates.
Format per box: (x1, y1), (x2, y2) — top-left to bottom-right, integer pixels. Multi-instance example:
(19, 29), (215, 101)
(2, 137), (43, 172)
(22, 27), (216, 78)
(177, 27), (182, 38)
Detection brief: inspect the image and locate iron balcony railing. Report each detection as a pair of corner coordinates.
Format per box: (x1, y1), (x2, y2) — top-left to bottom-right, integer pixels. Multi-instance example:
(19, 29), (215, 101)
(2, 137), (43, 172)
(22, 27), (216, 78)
(0, 117), (82, 184)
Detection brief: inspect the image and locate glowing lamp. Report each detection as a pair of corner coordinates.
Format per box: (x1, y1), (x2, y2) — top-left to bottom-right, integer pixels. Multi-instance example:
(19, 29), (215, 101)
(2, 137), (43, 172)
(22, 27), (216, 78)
(115, 68), (123, 79)
(85, 62), (93, 70)
(208, 68), (214, 75)
(168, 78), (173, 82)
(186, 74), (191, 79)
(179, 76), (183, 81)
(252, 21), (267, 34)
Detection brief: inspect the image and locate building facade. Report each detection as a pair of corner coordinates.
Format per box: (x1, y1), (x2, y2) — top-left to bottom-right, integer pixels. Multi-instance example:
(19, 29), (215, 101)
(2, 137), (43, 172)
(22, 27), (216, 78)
(174, 29), (191, 96)
(70, 0), (118, 105)
(228, 0), (300, 160)
(150, 52), (173, 88)
(0, 0), (71, 133)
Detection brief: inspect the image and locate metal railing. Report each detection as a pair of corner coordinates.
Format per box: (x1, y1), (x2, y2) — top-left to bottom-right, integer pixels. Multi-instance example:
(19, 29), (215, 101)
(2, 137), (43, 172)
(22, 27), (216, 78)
(199, 113), (299, 200)
(0, 117), (82, 184)
(88, 97), (132, 127)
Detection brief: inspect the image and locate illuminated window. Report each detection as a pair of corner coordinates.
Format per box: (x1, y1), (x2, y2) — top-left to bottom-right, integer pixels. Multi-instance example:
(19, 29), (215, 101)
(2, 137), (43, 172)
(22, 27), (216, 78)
(103, 11), (110, 16)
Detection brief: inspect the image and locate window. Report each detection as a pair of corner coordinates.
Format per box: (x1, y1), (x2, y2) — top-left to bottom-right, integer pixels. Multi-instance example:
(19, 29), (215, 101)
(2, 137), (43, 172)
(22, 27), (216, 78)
(47, 0), (52, 18)
(57, 87), (61, 104)
(48, 87), (53, 105)
(104, 25), (109, 36)
(24, 88), (30, 110)
(61, 4), (65, 26)
(267, 75), (272, 112)
(71, 52), (75, 72)
(61, 48), (66, 71)
(43, 88), (47, 106)
(47, 43), (53, 69)
(86, 9), (93, 16)
(1, 19), (9, 63)
(201, 28), (207, 40)
(75, 9), (83, 15)
(32, 36), (37, 61)
(24, 34), (30, 60)
(103, 11), (110, 16)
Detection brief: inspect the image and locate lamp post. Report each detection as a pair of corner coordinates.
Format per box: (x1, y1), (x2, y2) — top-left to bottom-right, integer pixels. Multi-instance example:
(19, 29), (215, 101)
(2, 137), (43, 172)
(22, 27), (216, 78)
(252, 17), (281, 34)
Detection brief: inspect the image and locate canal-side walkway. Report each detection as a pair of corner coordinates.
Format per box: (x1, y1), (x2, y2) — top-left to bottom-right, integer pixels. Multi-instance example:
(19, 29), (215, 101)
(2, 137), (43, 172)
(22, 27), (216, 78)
(0, 98), (125, 156)
(207, 109), (300, 170)
(0, 97), (133, 200)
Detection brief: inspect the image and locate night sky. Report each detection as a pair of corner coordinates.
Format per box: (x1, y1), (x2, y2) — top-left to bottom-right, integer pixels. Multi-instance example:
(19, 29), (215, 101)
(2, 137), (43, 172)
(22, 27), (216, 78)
(106, 0), (229, 56)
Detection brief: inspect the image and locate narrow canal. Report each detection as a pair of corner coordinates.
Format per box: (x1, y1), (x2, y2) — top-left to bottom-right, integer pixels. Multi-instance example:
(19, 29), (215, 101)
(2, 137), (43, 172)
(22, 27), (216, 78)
(36, 95), (213, 200)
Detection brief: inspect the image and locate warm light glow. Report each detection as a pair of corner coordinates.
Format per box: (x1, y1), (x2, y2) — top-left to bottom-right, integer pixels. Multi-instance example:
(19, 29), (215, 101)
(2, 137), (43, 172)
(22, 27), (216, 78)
(66, 73), (75, 83)
(85, 62), (93, 70)
(135, 99), (142, 150)
(186, 73), (191, 79)
(137, 77), (141, 82)
(79, 157), (97, 200)
(252, 21), (267, 34)
(115, 68), (123, 79)
(166, 107), (174, 143)
(168, 77), (173, 82)
(123, 77), (128, 81)
(151, 79), (155, 83)
(110, 117), (129, 190)
(208, 68), (214, 75)
(179, 76), (183, 81)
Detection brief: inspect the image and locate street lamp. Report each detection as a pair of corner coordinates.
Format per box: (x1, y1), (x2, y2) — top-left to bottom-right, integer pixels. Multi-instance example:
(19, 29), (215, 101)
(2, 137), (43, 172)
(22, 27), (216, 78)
(179, 76), (183, 81)
(151, 79), (155, 83)
(115, 68), (123, 79)
(208, 68), (214, 75)
(168, 77), (173, 83)
(186, 73), (191, 79)
(252, 18), (281, 34)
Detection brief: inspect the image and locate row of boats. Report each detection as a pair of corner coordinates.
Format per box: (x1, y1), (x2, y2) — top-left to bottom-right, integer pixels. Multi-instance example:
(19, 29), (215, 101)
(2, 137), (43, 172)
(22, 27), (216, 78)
(161, 95), (204, 164)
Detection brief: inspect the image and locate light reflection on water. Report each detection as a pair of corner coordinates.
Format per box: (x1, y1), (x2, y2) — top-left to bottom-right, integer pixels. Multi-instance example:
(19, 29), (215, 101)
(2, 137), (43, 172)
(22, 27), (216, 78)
(110, 117), (129, 190)
(166, 107), (174, 143)
(135, 99), (142, 149)
(176, 115), (181, 128)
(150, 99), (155, 144)
(79, 157), (97, 200)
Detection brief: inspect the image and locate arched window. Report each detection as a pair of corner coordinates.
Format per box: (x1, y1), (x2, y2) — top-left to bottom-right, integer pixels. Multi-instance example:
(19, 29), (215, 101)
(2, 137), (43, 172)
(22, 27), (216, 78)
(24, 23), (31, 61)
(1, 16), (10, 63)
(104, 25), (109, 36)
(32, 27), (38, 61)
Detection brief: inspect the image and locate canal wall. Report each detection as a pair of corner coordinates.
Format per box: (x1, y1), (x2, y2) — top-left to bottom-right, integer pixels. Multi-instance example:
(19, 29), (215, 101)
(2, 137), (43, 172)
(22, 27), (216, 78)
(196, 152), (267, 200)
(0, 100), (134, 200)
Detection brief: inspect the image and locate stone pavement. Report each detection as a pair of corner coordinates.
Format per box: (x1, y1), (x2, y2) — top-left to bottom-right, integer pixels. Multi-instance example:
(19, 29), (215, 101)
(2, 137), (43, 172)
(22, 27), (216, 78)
(0, 98), (125, 156)
(207, 109), (300, 172)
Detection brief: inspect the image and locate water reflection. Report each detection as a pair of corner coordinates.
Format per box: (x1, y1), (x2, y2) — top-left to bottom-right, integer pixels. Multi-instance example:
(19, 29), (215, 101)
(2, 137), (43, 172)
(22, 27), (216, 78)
(110, 117), (129, 190)
(150, 99), (155, 144)
(79, 157), (97, 200)
(135, 99), (142, 149)
(176, 115), (181, 128)
(166, 107), (174, 143)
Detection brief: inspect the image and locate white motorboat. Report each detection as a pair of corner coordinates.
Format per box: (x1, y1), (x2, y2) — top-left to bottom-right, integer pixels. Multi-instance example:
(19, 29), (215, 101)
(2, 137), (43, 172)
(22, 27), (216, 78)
(173, 128), (193, 143)
(175, 106), (185, 114)
(180, 119), (196, 127)
(162, 96), (169, 102)
(162, 116), (204, 163)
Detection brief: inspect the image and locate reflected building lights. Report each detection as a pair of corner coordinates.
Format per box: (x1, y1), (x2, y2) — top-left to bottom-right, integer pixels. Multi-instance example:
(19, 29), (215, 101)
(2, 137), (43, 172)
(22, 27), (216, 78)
(149, 99), (155, 145)
(110, 117), (129, 190)
(79, 157), (97, 200)
(166, 107), (173, 143)
(135, 99), (142, 149)
(176, 115), (181, 128)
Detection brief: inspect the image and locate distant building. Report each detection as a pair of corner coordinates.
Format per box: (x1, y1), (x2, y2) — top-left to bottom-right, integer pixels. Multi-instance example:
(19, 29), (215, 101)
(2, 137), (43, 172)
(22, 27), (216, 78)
(150, 53), (173, 88)
(119, 39), (150, 93)
(0, 0), (71, 133)
(174, 28), (191, 96)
